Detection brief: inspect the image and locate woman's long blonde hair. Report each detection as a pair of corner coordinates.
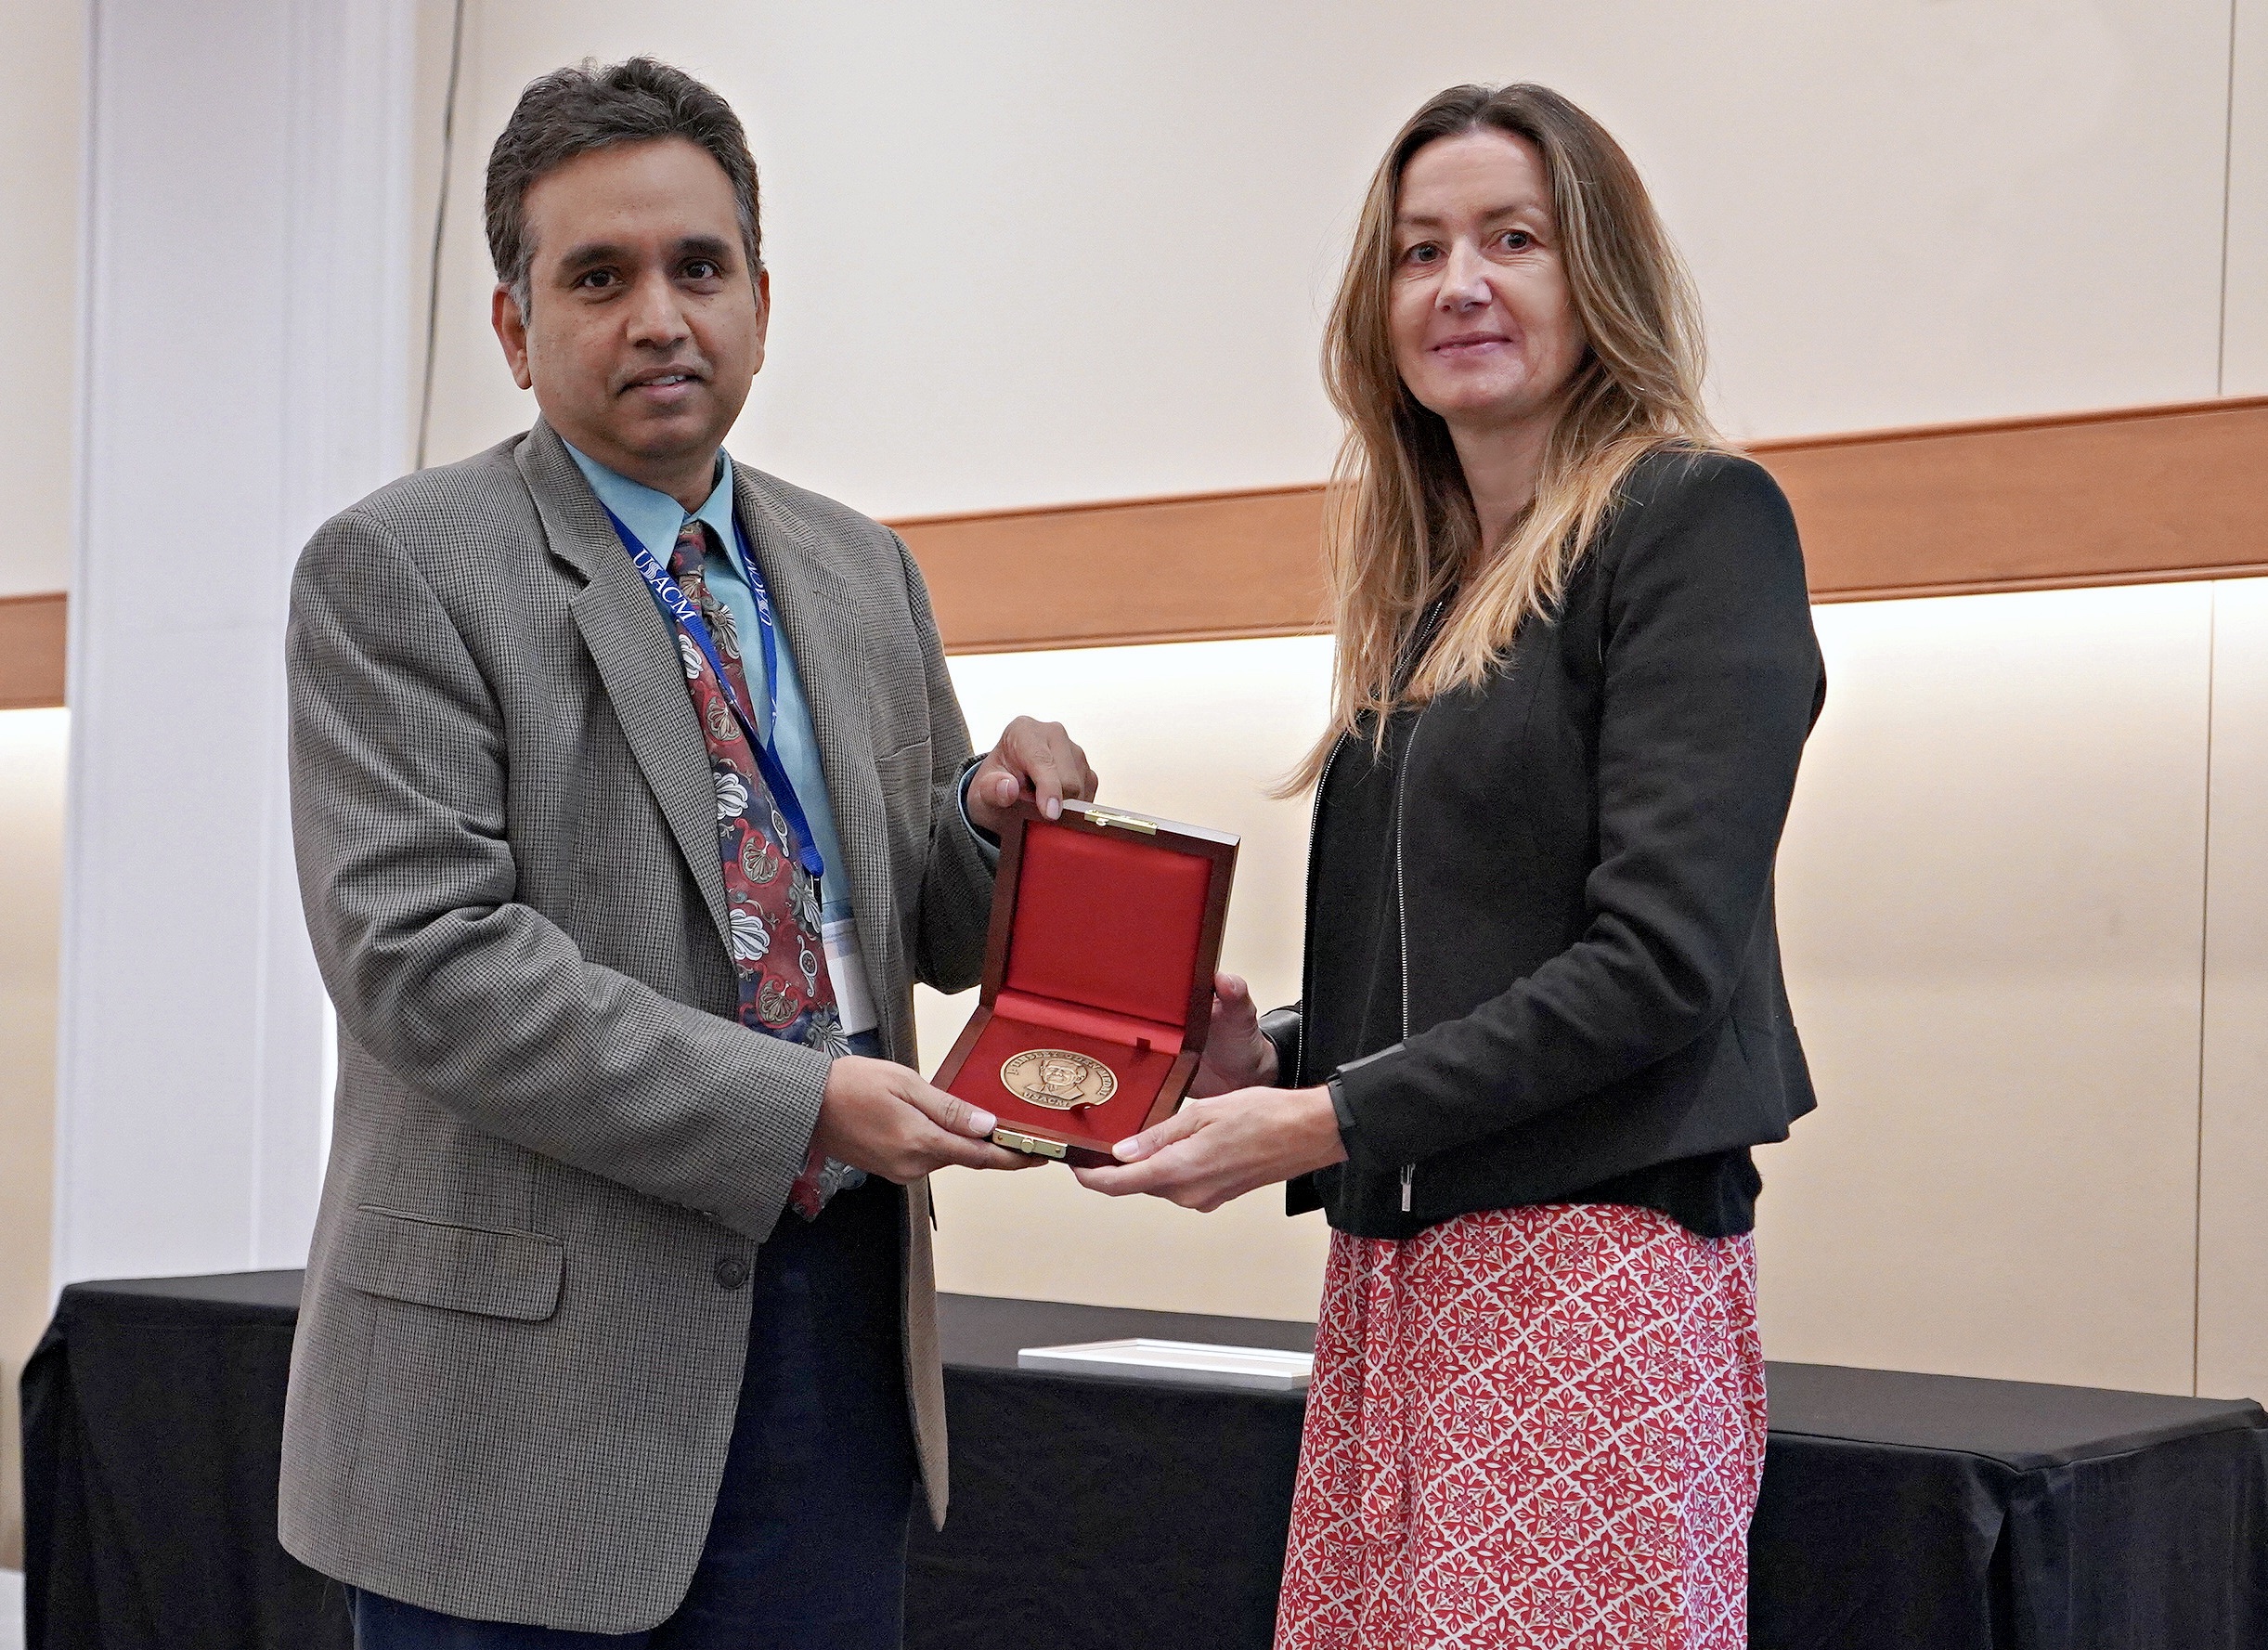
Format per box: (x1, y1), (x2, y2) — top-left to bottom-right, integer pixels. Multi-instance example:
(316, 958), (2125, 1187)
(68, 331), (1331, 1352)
(1286, 83), (1725, 792)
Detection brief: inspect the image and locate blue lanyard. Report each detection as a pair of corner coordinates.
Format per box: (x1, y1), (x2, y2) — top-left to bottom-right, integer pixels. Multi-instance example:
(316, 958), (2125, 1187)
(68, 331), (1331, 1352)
(602, 504), (826, 882)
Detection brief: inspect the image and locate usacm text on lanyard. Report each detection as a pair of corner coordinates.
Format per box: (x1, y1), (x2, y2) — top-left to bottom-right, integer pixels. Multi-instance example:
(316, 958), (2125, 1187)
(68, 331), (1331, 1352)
(600, 504), (826, 883)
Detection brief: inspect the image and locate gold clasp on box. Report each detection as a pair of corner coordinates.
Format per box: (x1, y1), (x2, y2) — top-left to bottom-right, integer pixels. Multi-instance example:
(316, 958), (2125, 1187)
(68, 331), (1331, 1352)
(1082, 809), (1157, 836)
(993, 1126), (1069, 1160)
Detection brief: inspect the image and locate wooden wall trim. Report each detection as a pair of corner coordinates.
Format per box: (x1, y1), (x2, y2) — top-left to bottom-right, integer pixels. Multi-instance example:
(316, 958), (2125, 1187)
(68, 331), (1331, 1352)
(0, 593), (67, 710)
(891, 486), (1329, 654)
(1754, 396), (2268, 604)
(6, 399), (2262, 692)
(893, 396), (2268, 654)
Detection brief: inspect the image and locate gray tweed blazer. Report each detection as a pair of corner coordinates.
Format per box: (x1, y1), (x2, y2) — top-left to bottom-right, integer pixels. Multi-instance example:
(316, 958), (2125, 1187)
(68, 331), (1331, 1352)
(277, 419), (994, 1632)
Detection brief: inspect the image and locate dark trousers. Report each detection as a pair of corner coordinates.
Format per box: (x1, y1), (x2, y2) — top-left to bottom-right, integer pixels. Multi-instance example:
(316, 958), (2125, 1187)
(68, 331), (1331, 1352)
(350, 1172), (917, 1649)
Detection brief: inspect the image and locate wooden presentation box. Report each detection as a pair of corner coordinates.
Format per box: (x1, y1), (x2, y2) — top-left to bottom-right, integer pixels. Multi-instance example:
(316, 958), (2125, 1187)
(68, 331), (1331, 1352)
(933, 799), (1239, 1167)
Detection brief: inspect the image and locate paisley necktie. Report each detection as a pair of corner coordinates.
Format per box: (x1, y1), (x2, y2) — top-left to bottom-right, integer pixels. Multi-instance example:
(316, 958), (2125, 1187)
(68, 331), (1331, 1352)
(666, 518), (857, 1217)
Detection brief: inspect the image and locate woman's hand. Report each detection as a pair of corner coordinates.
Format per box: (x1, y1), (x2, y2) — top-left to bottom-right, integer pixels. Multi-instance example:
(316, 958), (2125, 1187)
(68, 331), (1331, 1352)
(1071, 1084), (1346, 1213)
(1188, 972), (1278, 1098)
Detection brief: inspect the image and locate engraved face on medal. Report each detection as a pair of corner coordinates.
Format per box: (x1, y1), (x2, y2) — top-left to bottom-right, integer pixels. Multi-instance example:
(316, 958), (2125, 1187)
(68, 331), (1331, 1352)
(1000, 1048), (1118, 1111)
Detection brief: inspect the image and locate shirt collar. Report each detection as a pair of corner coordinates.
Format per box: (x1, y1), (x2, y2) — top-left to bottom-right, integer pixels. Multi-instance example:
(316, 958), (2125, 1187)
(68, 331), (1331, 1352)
(564, 441), (739, 563)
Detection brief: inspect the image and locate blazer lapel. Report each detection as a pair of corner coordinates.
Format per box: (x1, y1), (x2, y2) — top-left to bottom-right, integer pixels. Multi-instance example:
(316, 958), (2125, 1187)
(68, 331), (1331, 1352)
(731, 464), (904, 1026)
(518, 422), (732, 950)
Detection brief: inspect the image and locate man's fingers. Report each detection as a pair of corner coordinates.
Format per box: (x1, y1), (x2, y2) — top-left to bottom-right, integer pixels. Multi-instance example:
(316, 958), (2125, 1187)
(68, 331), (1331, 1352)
(926, 1133), (1035, 1173)
(901, 1075), (996, 1139)
(990, 719), (1095, 823)
(1045, 731), (1097, 807)
(1032, 778), (1064, 820)
(876, 1119), (1034, 1180)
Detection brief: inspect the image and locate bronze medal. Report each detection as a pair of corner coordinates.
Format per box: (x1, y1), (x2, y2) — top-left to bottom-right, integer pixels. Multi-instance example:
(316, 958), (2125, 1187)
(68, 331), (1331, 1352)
(1000, 1048), (1118, 1111)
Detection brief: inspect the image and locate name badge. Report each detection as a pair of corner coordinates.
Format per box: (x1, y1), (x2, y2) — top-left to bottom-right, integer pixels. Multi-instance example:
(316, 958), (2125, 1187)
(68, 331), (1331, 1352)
(822, 916), (879, 1036)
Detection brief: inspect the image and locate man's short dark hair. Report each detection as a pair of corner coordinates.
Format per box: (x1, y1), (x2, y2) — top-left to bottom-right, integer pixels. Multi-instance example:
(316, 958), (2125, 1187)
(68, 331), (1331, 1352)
(485, 58), (760, 318)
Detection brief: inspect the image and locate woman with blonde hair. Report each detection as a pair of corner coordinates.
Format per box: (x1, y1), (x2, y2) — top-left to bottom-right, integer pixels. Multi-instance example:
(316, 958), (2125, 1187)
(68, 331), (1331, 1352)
(1078, 83), (1825, 1645)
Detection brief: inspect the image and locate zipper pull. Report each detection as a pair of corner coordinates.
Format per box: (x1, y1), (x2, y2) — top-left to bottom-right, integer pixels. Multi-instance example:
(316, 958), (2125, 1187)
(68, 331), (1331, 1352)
(1400, 1163), (1414, 1213)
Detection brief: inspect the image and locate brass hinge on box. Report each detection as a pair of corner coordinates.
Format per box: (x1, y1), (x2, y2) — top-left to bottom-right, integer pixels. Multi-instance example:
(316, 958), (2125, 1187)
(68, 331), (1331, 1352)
(1082, 809), (1158, 836)
(992, 1126), (1069, 1160)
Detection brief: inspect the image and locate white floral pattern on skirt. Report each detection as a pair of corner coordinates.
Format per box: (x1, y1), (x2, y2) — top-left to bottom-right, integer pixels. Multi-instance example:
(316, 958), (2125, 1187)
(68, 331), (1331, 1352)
(1275, 1202), (1767, 1650)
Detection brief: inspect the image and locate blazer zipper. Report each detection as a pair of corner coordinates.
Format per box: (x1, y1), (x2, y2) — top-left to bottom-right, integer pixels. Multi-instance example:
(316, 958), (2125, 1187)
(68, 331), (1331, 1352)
(1393, 707), (1426, 1214)
(1293, 735), (1345, 1089)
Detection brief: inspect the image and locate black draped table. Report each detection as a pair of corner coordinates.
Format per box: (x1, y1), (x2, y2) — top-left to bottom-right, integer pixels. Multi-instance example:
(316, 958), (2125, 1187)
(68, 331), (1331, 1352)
(21, 1272), (2268, 1649)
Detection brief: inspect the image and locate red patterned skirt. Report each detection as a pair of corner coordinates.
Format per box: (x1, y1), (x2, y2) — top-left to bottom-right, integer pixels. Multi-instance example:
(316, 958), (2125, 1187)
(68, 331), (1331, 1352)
(1275, 1203), (1767, 1650)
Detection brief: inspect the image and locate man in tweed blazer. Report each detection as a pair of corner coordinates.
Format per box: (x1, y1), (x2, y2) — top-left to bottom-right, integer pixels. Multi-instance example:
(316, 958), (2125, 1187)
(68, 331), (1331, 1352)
(279, 59), (1092, 1647)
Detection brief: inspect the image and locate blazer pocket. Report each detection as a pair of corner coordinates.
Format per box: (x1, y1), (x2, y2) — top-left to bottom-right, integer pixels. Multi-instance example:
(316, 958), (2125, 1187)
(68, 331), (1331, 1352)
(872, 736), (933, 786)
(337, 1204), (565, 1323)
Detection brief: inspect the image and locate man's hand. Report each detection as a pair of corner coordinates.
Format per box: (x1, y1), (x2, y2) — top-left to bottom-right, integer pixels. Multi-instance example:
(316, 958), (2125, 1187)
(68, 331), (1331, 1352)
(1189, 972), (1278, 1098)
(1070, 1085), (1347, 1213)
(966, 717), (1098, 836)
(812, 1056), (1039, 1182)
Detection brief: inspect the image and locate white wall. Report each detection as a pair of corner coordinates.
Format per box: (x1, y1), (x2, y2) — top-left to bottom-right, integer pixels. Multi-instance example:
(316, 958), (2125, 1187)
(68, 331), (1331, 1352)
(0, 720), (66, 1301)
(2199, 578), (2268, 1400)
(51, 0), (417, 1286)
(1767, 586), (2215, 1394)
(0, 0), (83, 597)
(0, 709), (67, 1569)
(2225, 0), (2268, 396)
(416, 0), (2243, 513)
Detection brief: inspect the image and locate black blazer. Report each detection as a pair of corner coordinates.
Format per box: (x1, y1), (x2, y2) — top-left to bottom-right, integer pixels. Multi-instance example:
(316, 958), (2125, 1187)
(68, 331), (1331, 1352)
(1275, 448), (1826, 1235)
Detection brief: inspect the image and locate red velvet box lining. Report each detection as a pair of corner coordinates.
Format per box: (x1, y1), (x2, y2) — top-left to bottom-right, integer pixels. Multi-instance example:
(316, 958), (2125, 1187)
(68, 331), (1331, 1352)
(1004, 825), (1212, 1033)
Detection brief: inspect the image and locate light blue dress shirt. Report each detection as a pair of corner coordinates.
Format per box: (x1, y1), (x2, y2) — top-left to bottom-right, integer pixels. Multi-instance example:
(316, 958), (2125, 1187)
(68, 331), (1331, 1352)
(564, 444), (860, 923)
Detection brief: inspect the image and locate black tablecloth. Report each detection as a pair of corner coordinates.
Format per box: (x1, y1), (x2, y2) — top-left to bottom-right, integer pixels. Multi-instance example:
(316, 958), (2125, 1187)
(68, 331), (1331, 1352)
(20, 1272), (346, 1650)
(22, 1272), (2268, 1649)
